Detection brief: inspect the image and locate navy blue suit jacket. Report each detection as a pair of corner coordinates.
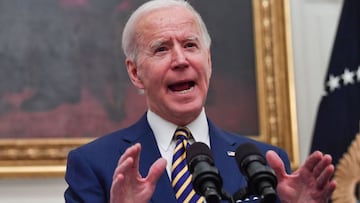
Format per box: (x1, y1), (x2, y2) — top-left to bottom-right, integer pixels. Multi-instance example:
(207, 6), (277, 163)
(64, 114), (291, 202)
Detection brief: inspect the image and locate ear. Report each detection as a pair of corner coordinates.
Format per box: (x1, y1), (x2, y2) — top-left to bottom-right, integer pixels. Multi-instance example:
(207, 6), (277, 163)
(207, 49), (212, 79)
(126, 59), (144, 89)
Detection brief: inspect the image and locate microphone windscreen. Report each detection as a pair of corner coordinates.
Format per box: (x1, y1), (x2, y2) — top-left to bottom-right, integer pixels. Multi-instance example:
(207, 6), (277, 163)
(186, 142), (213, 164)
(235, 143), (264, 165)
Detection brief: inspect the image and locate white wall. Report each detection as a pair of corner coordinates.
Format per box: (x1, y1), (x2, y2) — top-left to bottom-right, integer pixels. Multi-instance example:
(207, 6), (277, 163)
(0, 0), (343, 202)
(0, 178), (66, 203)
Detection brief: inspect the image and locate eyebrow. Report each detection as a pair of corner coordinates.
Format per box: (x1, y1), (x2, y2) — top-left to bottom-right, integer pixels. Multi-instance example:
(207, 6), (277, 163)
(149, 38), (167, 50)
(185, 36), (199, 43)
(149, 35), (200, 49)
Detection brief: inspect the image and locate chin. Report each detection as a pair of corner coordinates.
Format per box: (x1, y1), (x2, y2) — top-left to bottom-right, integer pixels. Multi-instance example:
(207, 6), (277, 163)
(172, 105), (202, 118)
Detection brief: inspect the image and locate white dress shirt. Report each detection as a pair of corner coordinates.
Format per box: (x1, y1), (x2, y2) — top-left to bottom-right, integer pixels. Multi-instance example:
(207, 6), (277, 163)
(147, 108), (210, 179)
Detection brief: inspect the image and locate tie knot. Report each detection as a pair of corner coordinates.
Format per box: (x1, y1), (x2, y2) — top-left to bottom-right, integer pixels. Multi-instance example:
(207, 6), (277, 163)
(174, 127), (191, 141)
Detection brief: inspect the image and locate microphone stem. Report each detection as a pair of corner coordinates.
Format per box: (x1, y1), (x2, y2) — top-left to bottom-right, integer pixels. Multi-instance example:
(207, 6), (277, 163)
(221, 189), (235, 203)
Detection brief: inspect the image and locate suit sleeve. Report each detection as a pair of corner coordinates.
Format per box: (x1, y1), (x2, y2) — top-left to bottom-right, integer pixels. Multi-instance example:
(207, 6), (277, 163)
(64, 149), (108, 203)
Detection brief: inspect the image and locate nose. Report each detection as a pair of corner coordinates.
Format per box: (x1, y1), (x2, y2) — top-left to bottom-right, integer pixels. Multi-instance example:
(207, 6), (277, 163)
(171, 45), (188, 69)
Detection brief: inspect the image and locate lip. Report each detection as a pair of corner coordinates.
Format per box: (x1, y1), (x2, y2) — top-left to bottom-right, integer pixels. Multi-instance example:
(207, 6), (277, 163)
(168, 80), (196, 93)
(174, 85), (194, 94)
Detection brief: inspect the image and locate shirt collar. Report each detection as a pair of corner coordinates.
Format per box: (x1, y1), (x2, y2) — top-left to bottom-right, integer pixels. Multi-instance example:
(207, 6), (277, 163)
(147, 108), (209, 152)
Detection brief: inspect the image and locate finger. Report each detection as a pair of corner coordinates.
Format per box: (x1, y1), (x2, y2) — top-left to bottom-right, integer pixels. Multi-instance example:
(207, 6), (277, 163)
(113, 156), (134, 180)
(111, 173), (125, 193)
(316, 164), (335, 190)
(317, 179), (336, 202)
(313, 154), (332, 178)
(302, 151), (323, 173)
(325, 180), (337, 198)
(133, 143), (142, 172)
(266, 150), (286, 180)
(113, 143), (141, 179)
(110, 173), (126, 203)
(118, 143), (141, 165)
(146, 158), (167, 185)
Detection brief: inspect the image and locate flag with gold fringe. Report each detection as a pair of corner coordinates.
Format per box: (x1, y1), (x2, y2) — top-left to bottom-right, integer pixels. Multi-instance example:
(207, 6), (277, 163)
(310, 0), (360, 166)
(310, 0), (360, 201)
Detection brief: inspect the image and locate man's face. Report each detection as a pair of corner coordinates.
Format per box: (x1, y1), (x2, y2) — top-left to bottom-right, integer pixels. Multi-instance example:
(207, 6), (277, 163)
(126, 6), (212, 126)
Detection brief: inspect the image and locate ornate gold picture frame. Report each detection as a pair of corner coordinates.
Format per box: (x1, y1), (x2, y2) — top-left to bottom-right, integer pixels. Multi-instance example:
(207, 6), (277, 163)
(0, 0), (298, 177)
(251, 0), (299, 169)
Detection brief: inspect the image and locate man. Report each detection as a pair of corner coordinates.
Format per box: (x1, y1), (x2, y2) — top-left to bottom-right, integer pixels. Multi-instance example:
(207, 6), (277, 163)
(65, 0), (336, 202)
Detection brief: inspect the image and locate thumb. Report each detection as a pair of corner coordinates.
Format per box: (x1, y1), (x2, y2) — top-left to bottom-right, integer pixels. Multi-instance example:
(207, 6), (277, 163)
(266, 150), (286, 180)
(147, 158), (167, 185)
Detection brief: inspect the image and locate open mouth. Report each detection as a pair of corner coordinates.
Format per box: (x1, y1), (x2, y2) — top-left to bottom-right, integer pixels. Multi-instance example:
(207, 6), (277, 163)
(168, 81), (195, 93)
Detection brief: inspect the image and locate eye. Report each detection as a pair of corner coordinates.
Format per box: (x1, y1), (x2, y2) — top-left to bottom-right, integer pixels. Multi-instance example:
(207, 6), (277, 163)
(185, 42), (197, 48)
(155, 46), (168, 53)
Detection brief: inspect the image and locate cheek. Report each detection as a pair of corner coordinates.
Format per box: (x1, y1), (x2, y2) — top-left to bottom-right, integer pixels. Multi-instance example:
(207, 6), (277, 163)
(135, 60), (151, 83)
(137, 65), (162, 89)
(206, 67), (212, 81)
(203, 62), (212, 84)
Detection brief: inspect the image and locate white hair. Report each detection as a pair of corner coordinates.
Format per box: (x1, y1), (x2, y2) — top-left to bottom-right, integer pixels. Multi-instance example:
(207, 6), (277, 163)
(121, 0), (211, 61)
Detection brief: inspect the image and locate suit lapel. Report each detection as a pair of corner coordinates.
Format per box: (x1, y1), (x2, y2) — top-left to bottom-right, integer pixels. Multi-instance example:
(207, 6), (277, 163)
(208, 120), (248, 195)
(140, 128), (176, 203)
(123, 114), (176, 203)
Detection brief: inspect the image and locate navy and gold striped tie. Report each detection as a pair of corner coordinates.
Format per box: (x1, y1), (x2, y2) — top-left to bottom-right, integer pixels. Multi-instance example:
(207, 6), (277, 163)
(171, 127), (204, 203)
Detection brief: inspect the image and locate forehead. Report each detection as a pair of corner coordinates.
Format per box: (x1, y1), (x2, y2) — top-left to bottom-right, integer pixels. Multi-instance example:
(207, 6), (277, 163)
(136, 6), (201, 40)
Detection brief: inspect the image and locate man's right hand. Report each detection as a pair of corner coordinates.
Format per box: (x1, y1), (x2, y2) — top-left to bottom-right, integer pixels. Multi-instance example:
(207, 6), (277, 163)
(110, 143), (167, 203)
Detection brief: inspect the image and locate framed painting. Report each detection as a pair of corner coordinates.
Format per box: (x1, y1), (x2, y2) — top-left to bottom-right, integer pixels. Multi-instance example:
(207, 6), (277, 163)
(0, 0), (299, 177)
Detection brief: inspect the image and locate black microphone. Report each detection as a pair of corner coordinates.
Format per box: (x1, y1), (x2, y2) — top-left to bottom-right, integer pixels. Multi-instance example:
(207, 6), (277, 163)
(235, 143), (278, 203)
(186, 142), (223, 203)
